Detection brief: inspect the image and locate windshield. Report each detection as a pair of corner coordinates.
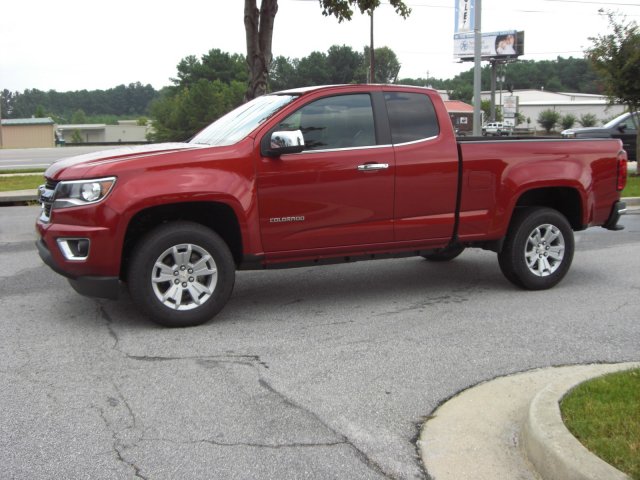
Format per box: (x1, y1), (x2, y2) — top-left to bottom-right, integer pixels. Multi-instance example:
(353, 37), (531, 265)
(190, 94), (298, 146)
(604, 112), (638, 129)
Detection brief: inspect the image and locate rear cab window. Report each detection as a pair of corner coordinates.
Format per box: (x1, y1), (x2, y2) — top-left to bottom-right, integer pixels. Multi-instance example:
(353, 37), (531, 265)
(383, 92), (440, 144)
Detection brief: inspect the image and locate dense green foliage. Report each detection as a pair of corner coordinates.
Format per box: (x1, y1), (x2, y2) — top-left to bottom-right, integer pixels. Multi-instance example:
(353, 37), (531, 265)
(0, 45), (606, 142)
(149, 80), (245, 142)
(319, 0), (410, 22)
(269, 45), (403, 90)
(537, 109), (561, 133)
(560, 114), (577, 130)
(586, 12), (640, 164)
(419, 57), (601, 103)
(1, 82), (157, 123)
(147, 49), (248, 142)
(578, 113), (598, 127)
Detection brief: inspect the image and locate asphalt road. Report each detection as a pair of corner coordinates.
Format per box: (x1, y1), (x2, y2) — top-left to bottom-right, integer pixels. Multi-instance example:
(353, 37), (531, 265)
(1, 206), (639, 480)
(0, 146), (122, 170)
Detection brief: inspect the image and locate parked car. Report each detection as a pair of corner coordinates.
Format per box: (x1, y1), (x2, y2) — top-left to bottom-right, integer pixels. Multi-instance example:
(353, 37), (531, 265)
(482, 122), (512, 136)
(562, 111), (638, 162)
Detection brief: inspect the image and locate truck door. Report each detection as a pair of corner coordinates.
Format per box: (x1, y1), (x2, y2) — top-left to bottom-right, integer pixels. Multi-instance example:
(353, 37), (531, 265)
(257, 93), (395, 254)
(383, 90), (459, 243)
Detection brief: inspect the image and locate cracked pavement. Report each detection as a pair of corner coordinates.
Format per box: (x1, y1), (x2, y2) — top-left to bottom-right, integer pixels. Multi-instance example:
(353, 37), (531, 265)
(1, 206), (639, 479)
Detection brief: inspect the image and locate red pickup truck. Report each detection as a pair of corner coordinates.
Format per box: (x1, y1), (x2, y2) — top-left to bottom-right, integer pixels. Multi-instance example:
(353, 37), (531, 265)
(36, 85), (628, 327)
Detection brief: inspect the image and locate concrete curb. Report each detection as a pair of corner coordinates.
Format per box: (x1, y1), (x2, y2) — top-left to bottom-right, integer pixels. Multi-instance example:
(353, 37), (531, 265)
(0, 189), (39, 203)
(419, 363), (640, 480)
(625, 196), (640, 207)
(522, 364), (636, 480)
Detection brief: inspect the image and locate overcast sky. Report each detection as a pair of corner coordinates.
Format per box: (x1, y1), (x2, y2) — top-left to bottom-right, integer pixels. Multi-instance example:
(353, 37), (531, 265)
(1, 0), (638, 92)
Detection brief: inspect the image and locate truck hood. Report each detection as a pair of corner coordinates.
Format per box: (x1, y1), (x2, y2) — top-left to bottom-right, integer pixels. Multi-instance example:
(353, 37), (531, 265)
(46, 143), (206, 178)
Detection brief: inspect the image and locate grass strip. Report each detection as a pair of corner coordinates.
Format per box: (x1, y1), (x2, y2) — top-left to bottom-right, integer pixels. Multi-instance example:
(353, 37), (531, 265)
(560, 368), (640, 479)
(0, 168), (47, 174)
(0, 172), (638, 197)
(623, 174), (640, 197)
(0, 174), (45, 192)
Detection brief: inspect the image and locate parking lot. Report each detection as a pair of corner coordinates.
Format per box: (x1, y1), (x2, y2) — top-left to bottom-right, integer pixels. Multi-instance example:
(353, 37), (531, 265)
(1, 205), (639, 479)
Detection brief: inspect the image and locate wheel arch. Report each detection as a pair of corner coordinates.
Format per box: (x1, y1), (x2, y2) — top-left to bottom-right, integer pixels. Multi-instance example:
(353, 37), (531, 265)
(120, 201), (243, 280)
(513, 187), (583, 230)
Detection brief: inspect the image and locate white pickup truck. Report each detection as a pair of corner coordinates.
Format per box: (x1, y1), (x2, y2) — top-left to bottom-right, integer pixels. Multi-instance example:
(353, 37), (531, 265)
(482, 122), (512, 136)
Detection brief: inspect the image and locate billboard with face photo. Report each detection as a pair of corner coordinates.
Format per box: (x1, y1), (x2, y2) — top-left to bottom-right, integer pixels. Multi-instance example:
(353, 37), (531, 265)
(454, 30), (524, 60)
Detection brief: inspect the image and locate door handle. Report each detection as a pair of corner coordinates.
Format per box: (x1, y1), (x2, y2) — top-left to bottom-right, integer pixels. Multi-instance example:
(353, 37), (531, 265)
(357, 163), (389, 171)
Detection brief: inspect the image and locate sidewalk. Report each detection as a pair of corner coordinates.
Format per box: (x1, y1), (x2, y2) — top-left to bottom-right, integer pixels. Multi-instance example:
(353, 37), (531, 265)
(420, 363), (639, 480)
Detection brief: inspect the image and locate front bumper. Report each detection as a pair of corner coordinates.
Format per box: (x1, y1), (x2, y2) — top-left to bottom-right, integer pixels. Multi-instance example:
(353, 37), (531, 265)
(36, 238), (120, 299)
(602, 201), (626, 231)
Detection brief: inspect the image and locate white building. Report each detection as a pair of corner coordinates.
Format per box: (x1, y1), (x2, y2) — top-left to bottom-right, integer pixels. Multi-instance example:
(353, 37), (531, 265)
(57, 120), (150, 144)
(480, 89), (625, 130)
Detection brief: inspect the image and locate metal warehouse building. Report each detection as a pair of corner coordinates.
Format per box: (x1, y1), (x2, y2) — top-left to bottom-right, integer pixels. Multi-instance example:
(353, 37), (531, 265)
(0, 117), (56, 148)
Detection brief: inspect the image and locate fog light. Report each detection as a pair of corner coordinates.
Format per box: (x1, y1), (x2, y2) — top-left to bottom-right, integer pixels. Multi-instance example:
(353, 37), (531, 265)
(57, 238), (90, 260)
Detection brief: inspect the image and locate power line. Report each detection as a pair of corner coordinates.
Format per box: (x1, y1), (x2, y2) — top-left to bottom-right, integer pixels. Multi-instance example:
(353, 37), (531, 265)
(541, 0), (640, 6)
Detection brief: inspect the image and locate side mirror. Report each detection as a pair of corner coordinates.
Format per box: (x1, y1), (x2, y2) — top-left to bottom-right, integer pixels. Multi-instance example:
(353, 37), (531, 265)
(266, 130), (305, 156)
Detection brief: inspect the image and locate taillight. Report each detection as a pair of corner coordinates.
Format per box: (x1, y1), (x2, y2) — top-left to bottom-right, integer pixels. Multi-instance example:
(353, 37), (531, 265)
(617, 150), (628, 191)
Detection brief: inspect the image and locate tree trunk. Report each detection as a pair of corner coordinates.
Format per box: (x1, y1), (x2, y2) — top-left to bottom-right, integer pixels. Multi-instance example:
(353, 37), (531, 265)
(245, 0), (278, 102)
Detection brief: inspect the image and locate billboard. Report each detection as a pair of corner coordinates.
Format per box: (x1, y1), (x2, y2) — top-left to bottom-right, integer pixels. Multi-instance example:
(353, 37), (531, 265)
(455, 0), (474, 33)
(503, 96), (518, 117)
(454, 30), (525, 60)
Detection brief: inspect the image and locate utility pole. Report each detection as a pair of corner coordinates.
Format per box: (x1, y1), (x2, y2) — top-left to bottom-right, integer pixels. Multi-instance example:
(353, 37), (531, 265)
(490, 60), (496, 121)
(0, 91), (3, 148)
(472, 0), (482, 135)
(369, 9), (375, 83)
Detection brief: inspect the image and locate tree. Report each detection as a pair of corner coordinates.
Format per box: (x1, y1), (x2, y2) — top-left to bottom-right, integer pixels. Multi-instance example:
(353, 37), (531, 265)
(560, 114), (576, 130)
(326, 45), (366, 84)
(538, 109), (561, 134)
(244, 0), (278, 101)
(578, 113), (597, 127)
(269, 56), (299, 91)
(363, 46), (400, 83)
(296, 51), (330, 86)
(244, 0), (410, 100)
(586, 11), (640, 161)
(71, 129), (83, 143)
(173, 49), (247, 89)
(448, 84), (473, 104)
(149, 80), (245, 142)
(71, 109), (87, 124)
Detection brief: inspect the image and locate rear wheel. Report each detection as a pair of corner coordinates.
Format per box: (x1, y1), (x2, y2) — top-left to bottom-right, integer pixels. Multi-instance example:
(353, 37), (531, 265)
(498, 207), (574, 290)
(128, 221), (235, 327)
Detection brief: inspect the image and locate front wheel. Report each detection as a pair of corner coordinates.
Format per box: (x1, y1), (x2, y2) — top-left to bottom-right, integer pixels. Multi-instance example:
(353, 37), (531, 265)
(127, 221), (235, 327)
(498, 207), (574, 290)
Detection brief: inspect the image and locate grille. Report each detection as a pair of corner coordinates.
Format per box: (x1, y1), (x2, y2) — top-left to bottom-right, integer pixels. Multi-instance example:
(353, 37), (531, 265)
(39, 178), (59, 222)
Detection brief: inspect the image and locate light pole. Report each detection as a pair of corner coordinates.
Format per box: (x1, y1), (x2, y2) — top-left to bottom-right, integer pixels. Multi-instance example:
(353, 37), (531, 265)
(472, 0), (482, 136)
(498, 73), (505, 120)
(0, 91), (3, 148)
(369, 8), (375, 84)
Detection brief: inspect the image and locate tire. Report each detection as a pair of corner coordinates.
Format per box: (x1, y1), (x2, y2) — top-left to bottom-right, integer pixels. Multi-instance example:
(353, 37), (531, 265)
(422, 245), (465, 262)
(127, 221), (235, 327)
(498, 207), (574, 290)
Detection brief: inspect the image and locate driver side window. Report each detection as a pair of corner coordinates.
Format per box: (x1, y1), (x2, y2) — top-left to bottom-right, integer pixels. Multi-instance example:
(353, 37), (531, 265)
(275, 94), (376, 151)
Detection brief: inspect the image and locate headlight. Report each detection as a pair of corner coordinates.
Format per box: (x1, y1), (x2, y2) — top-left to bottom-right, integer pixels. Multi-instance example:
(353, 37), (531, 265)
(53, 177), (116, 209)
(561, 131), (576, 138)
